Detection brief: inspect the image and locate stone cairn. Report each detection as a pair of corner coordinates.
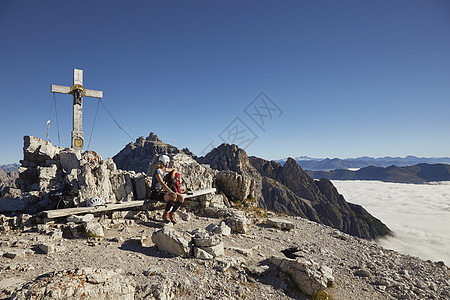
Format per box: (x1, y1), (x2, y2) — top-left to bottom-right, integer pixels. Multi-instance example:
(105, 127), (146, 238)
(16, 136), (149, 211)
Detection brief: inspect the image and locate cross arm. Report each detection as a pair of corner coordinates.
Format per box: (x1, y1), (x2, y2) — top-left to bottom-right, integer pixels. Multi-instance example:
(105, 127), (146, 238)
(50, 85), (103, 98)
(51, 85), (71, 94)
(85, 89), (103, 98)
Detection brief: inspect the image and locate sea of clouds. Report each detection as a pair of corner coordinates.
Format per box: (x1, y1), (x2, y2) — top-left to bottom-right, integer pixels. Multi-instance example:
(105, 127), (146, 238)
(332, 180), (450, 265)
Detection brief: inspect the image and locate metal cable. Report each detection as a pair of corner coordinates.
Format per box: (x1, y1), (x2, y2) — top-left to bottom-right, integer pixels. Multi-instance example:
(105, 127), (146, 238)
(52, 93), (61, 145)
(87, 98), (101, 150)
(99, 98), (134, 141)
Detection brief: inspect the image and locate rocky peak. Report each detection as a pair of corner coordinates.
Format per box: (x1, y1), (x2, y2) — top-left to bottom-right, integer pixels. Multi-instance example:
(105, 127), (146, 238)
(112, 132), (179, 173)
(199, 144), (263, 203)
(198, 143), (253, 175)
(146, 132), (162, 142)
(249, 155), (391, 240)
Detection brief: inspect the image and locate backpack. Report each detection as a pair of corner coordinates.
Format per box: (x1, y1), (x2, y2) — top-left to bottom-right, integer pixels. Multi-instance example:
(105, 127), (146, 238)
(164, 170), (181, 194)
(48, 183), (78, 209)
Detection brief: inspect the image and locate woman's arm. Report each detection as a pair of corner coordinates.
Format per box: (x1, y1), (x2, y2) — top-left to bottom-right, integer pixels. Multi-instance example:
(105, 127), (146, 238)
(155, 173), (176, 194)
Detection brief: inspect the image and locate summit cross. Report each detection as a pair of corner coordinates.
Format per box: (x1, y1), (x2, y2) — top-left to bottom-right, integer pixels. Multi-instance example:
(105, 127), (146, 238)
(50, 69), (103, 151)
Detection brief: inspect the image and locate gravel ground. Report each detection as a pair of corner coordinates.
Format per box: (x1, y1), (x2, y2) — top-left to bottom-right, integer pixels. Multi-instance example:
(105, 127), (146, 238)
(0, 209), (449, 299)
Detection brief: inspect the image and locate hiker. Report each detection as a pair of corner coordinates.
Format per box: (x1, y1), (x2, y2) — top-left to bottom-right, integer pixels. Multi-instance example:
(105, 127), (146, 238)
(150, 155), (184, 223)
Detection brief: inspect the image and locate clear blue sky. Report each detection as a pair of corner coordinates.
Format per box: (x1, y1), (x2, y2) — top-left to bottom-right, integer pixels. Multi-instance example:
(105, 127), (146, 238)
(1, 0), (449, 164)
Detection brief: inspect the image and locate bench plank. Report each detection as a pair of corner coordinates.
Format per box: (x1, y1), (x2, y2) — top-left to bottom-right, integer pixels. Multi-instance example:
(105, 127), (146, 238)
(41, 188), (216, 219)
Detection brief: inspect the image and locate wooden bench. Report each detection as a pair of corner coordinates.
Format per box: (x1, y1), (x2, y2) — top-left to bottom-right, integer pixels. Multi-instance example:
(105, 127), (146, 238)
(41, 188), (216, 219)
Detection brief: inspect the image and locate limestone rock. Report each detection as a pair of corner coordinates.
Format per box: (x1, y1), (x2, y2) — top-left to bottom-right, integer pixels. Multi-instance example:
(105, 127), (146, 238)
(23, 136), (62, 166)
(83, 221), (104, 238)
(198, 143), (262, 203)
(215, 171), (253, 202)
(193, 247), (214, 260)
(192, 231), (222, 247)
(226, 212), (249, 234)
(267, 217), (296, 231)
(4, 249), (33, 259)
(67, 214), (95, 224)
(243, 265), (270, 276)
(200, 241), (224, 258)
(270, 256), (334, 296)
(202, 193), (226, 209)
(206, 221), (231, 236)
(151, 227), (191, 257)
(38, 243), (55, 254)
(59, 149), (81, 172)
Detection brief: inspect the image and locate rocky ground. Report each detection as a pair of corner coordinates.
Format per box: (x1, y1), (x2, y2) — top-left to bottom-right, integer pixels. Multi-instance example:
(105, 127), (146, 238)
(0, 207), (449, 300)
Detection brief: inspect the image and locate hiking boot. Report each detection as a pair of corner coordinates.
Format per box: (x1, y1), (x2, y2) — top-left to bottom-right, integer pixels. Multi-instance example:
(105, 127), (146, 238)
(163, 211), (171, 223)
(169, 212), (177, 224)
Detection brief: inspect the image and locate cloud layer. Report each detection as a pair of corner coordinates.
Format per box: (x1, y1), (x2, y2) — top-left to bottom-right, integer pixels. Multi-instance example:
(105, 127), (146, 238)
(332, 180), (450, 265)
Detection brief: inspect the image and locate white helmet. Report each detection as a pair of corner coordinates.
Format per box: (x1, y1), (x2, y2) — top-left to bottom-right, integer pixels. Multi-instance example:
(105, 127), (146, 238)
(87, 197), (104, 207)
(159, 155), (170, 164)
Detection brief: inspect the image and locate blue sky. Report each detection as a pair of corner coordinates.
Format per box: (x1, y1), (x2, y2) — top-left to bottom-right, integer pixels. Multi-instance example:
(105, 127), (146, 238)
(1, 0), (449, 164)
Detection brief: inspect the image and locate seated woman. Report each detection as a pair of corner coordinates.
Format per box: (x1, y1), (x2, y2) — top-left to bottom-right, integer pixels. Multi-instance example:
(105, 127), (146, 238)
(150, 155), (184, 223)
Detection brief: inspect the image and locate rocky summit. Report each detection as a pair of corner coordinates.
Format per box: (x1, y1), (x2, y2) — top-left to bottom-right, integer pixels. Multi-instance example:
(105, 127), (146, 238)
(1, 132), (447, 299)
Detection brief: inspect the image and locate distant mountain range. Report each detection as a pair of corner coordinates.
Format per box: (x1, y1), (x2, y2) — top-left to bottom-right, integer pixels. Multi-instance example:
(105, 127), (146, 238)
(306, 163), (450, 184)
(277, 156), (450, 171)
(0, 163), (20, 174)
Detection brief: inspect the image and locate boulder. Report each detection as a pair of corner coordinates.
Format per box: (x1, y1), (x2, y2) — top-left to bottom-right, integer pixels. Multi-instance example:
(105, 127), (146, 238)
(23, 136), (61, 166)
(168, 153), (217, 192)
(193, 247), (214, 260)
(198, 143), (263, 204)
(192, 231), (222, 247)
(38, 243), (55, 254)
(267, 217), (296, 230)
(4, 249), (33, 259)
(270, 256), (334, 296)
(200, 241), (224, 258)
(151, 227), (191, 257)
(67, 214), (95, 224)
(226, 212), (249, 234)
(215, 171), (253, 202)
(59, 150), (81, 172)
(83, 221), (105, 238)
(206, 221), (231, 236)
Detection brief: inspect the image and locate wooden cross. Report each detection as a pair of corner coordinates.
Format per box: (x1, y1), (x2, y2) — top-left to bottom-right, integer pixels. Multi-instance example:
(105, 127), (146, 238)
(50, 69), (103, 151)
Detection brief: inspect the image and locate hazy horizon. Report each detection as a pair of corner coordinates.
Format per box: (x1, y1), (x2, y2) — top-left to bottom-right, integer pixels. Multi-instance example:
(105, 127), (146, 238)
(332, 180), (450, 266)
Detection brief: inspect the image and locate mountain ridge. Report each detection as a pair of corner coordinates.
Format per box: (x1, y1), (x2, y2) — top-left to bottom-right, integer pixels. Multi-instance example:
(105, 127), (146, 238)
(277, 156), (450, 171)
(307, 163), (450, 184)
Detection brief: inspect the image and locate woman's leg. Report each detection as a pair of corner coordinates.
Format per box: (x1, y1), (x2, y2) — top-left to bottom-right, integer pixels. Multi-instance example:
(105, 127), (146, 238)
(163, 192), (176, 222)
(170, 194), (184, 212)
